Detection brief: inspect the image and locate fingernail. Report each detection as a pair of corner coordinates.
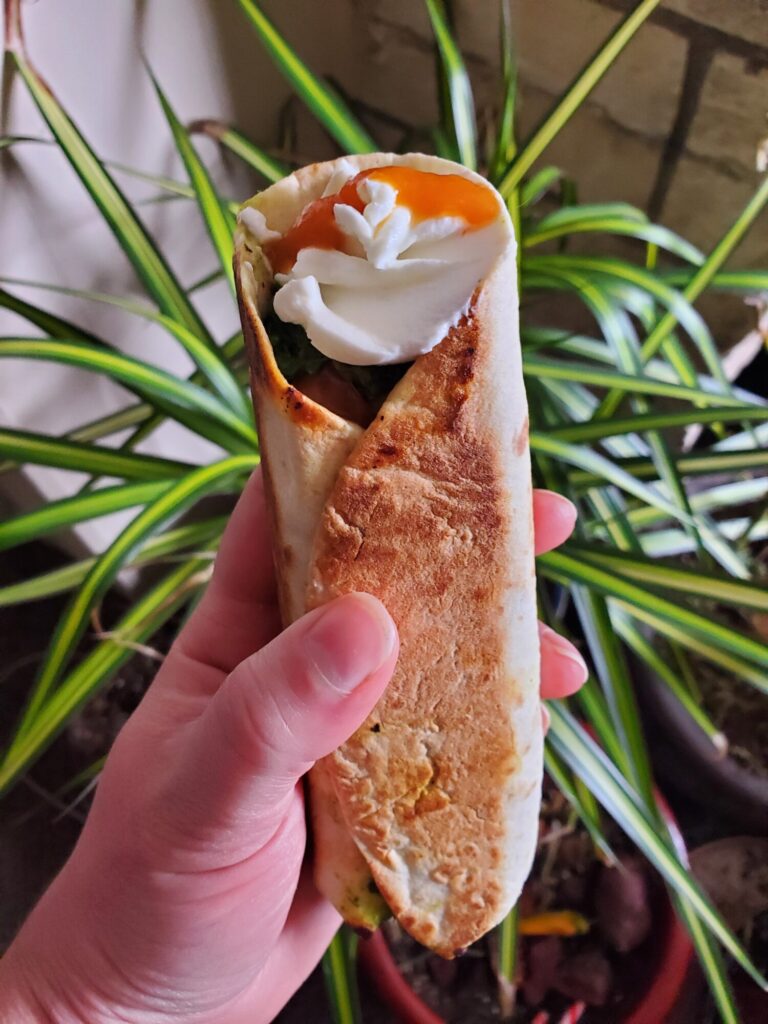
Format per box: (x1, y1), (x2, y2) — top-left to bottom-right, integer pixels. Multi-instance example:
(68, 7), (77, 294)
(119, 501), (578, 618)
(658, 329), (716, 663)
(540, 623), (589, 685)
(305, 593), (397, 695)
(540, 490), (577, 523)
(541, 705), (551, 733)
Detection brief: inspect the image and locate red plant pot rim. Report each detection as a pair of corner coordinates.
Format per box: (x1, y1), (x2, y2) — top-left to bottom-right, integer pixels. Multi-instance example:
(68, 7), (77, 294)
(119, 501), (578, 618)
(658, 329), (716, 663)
(359, 791), (694, 1024)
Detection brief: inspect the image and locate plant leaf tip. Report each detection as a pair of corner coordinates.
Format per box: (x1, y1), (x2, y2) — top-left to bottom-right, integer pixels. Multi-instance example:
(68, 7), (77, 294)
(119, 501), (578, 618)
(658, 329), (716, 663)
(188, 118), (224, 140)
(3, 0), (23, 53)
(712, 732), (729, 759)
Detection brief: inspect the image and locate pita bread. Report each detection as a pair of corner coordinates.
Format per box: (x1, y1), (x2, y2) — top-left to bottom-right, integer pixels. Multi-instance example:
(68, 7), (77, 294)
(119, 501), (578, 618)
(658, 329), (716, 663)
(234, 154), (541, 956)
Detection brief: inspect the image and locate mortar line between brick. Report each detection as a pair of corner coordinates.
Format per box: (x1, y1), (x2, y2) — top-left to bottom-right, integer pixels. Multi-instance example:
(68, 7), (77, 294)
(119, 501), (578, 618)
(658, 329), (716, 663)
(647, 37), (715, 221)
(596, 0), (768, 65)
(370, 15), (496, 70)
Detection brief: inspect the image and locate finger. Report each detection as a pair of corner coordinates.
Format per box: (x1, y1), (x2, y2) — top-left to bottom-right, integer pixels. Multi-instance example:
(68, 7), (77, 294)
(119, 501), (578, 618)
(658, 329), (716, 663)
(164, 593), (399, 853)
(541, 704), (551, 733)
(533, 490), (577, 555)
(539, 622), (588, 699)
(244, 865), (340, 1022)
(171, 469), (282, 679)
(209, 470), (276, 604)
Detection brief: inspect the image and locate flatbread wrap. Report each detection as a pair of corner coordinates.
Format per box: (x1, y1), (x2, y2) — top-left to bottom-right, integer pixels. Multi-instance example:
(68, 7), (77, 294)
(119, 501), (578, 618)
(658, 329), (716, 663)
(233, 153), (542, 958)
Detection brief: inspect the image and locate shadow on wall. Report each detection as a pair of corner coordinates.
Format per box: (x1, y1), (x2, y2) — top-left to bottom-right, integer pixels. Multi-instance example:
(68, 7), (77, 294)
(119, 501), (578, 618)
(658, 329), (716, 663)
(199, 0), (368, 166)
(199, 0), (444, 166)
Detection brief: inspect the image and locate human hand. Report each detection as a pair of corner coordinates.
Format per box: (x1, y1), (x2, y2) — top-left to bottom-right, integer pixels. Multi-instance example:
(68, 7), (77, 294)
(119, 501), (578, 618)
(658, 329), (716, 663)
(0, 472), (585, 1023)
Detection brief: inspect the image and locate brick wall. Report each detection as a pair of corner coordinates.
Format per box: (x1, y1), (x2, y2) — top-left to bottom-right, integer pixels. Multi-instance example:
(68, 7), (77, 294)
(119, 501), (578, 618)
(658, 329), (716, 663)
(344, 0), (768, 343)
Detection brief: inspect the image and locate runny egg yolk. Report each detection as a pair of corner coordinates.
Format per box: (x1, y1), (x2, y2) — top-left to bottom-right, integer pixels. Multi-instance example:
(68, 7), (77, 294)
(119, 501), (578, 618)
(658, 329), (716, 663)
(262, 166), (498, 275)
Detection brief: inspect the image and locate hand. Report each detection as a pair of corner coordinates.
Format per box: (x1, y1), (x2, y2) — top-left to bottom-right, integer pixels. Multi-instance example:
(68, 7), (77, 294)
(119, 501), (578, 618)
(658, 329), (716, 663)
(0, 472), (586, 1024)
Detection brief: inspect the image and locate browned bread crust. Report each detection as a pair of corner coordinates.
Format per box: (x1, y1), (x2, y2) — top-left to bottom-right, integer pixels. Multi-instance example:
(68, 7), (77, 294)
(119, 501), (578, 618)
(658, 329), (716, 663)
(308, 304), (534, 955)
(234, 153), (541, 956)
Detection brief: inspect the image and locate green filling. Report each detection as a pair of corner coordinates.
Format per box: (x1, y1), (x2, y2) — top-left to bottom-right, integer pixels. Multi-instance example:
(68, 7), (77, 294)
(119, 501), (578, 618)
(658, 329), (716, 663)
(345, 878), (391, 929)
(263, 308), (411, 408)
(262, 312), (327, 380)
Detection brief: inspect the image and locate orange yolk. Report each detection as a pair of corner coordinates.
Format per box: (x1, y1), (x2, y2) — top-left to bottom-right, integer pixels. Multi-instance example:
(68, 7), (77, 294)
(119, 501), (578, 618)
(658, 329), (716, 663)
(263, 166), (498, 275)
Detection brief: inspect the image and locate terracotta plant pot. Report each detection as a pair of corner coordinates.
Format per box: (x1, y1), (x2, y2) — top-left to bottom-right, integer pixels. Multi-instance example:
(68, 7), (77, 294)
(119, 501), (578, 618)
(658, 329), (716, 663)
(359, 795), (693, 1024)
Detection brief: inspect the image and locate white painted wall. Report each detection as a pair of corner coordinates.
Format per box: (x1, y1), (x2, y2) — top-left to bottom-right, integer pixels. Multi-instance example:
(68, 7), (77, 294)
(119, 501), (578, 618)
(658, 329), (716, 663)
(0, 0), (365, 552)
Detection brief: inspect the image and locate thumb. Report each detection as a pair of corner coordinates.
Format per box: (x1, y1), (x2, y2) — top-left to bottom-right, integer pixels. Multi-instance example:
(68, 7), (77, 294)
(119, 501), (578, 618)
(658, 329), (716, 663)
(165, 593), (398, 853)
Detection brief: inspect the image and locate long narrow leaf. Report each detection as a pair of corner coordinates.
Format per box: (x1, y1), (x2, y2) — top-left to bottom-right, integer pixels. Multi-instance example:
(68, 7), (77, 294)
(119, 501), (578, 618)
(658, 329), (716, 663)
(0, 280), (249, 418)
(531, 201), (648, 227)
(570, 447), (768, 488)
(0, 516), (225, 607)
(597, 173), (768, 417)
(0, 133), (215, 204)
(7, 455), (256, 743)
(531, 434), (704, 530)
(495, 903), (518, 1017)
(573, 587), (650, 797)
(576, 678), (628, 769)
(523, 356), (757, 407)
(525, 271), (712, 563)
(525, 274), (709, 564)
(559, 335), (764, 406)
(612, 613), (726, 750)
(629, 478), (768, 529)
(497, 0), (661, 194)
(236, 0), (375, 154)
(525, 255), (719, 383)
(540, 550), (768, 676)
(190, 120), (288, 183)
(0, 131), (48, 149)
(322, 929), (361, 1024)
(149, 70), (237, 294)
(570, 544), (768, 611)
(0, 428), (192, 480)
(548, 705), (766, 990)
(524, 211), (703, 265)
(573, 646), (740, 1022)
(662, 269), (768, 293)
(489, 0), (515, 184)
(0, 286), (100, 343)
(637, 518), (768, 559)
(0, 338), (256, 450)
(621, 603), (768, 690)
(674, 899), (739, 1024)
(520, 166), (562, 207)
(0, 555), (211, 793)
(424, 0), (476, 170)
(0, 480), (172, 552)
(0, 332), (246, 480)
(543, 745), (616, 862)
(6, 26), (216, 346)
(548, 406), (768, 443)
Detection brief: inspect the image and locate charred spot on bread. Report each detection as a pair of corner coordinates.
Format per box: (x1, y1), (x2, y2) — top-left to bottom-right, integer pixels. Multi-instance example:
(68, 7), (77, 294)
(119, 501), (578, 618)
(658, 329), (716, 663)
(514, 416), (529, 456)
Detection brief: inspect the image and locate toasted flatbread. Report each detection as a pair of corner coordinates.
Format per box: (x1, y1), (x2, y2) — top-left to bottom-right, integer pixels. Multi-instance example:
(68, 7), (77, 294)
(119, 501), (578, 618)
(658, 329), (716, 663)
(234, 153), (541, 957)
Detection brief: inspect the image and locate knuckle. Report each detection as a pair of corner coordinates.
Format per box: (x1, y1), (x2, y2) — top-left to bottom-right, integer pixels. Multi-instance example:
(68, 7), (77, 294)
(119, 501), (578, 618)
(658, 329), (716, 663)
(218, 653), (307, 775)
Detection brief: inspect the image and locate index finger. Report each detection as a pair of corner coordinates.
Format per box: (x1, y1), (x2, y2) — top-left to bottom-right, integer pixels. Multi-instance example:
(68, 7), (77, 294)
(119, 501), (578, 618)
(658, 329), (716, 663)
(172, 469), (281, 676)
(534, 489), (577, 555)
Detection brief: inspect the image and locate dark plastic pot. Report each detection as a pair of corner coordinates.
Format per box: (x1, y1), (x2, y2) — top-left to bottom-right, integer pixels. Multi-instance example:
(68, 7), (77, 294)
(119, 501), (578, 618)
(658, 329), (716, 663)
(359, 793), (694, 1024)
(635, 656), (768, 834)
